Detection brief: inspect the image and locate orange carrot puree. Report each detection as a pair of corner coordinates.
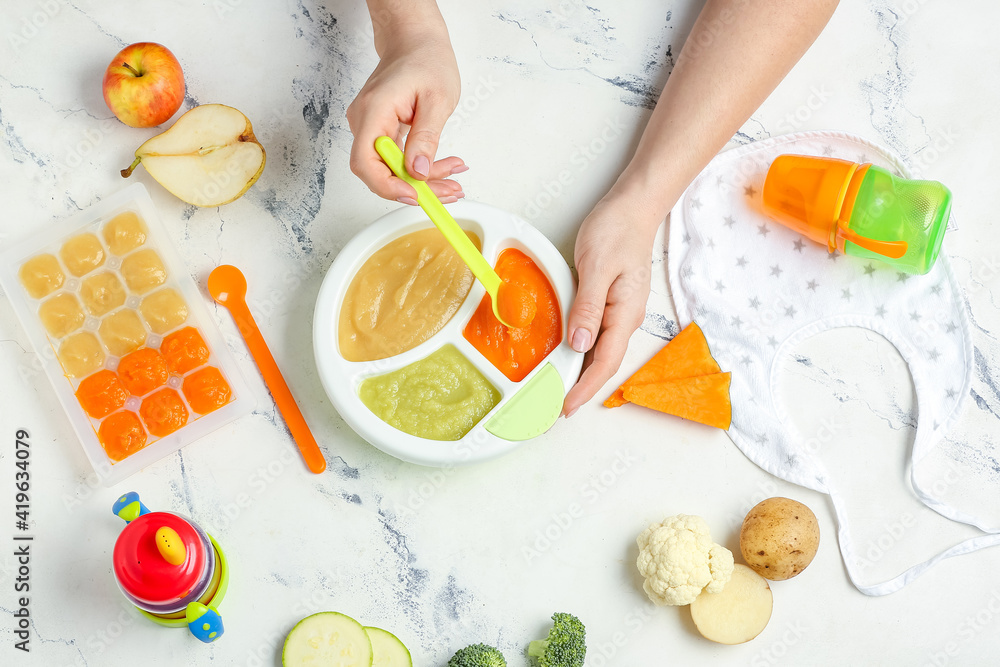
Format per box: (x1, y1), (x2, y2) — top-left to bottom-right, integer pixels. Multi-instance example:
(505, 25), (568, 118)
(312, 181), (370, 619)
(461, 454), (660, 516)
(463, 249), (561, 382)
(98, 411), (147, 462)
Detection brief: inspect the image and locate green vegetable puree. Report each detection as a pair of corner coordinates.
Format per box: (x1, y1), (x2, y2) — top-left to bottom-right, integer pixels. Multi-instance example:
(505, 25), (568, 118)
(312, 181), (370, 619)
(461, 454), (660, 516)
(359, 345), (500, 440)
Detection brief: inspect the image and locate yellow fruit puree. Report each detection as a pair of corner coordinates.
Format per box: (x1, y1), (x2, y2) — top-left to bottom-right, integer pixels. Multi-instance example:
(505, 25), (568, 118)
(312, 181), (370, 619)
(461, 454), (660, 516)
(80, 271), (126, 316)
(99, 309), (147, 357)
(359, 344), (499, 441)
(38, 293), (85, 338)
(339, 227), (479, 362)
(140, 288), (188, 334)
(102, 211), (147, 255)
(59, 332), (105, 378)
(18, 253), (64, 299)
(59, 232), (105, 277)
(120, 248), (167, 294)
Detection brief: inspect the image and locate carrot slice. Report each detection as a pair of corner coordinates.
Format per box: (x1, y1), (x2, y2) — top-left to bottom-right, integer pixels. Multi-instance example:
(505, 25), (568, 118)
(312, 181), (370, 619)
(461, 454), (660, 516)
(623, 372), (732, 430)
(605, 321), (721, 408)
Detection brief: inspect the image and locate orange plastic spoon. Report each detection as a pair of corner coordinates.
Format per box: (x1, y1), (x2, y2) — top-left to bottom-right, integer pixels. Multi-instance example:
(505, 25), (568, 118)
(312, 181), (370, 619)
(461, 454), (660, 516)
(208, 265), (326, 474)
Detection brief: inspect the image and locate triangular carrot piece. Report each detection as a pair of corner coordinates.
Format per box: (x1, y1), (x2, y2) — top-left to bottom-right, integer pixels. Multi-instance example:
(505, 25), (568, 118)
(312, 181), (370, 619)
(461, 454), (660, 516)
(604, 321), (721, 408)
(623, 372), (732, 430)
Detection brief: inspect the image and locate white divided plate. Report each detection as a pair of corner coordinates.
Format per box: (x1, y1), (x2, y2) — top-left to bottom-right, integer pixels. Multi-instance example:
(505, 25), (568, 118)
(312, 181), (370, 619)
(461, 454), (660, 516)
(313, 201), (583, 467)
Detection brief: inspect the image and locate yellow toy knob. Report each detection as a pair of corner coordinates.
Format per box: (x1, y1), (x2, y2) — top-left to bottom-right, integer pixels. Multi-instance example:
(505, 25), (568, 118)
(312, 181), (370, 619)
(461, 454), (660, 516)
(155, 526), (187, 566)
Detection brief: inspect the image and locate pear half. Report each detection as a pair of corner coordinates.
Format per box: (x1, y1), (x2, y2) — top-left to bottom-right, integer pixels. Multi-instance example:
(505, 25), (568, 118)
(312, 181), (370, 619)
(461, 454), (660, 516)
(122, 104), (265, 207)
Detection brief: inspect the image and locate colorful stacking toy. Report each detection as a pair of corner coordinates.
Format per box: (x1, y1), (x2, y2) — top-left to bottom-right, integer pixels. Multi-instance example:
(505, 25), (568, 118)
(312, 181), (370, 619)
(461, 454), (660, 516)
(111, 492), (229, 643)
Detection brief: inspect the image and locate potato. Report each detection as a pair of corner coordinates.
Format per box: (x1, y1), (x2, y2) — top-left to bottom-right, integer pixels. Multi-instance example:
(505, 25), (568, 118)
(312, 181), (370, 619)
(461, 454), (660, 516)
(740, 497), (819, 581)
(690, 564), (772, 644)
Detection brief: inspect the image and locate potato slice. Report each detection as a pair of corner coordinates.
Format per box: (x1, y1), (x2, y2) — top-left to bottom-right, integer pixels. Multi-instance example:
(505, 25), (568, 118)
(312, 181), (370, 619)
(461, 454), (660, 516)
(690, 564), (772, 644)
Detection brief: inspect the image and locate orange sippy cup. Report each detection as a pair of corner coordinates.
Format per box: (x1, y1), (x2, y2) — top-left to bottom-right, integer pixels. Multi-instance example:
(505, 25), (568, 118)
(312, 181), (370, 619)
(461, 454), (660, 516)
(761, 154), (952, 274)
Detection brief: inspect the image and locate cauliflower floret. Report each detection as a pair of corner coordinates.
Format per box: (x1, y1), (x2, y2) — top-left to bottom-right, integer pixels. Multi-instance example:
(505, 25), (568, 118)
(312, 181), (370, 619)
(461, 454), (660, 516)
(636, 514), (734, 606)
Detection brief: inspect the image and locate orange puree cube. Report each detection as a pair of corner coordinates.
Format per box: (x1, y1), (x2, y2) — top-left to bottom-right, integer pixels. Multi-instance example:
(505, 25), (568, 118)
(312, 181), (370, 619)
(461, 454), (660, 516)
(139, 388), (188, 437)
(183, 366), (232, 414)
(118, 348), (168, 396)
(98, 411), (148, 462)
(76, 369), (128, 419)
(161, 327), (210, 375)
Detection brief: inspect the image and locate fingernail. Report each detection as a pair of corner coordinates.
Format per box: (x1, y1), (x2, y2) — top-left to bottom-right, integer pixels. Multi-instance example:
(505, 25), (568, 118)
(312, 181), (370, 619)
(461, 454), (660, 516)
(451, 165), (469, 174)
(439, 196), (458, 204)
(564, 407), (579, 419)
(455, 190), (466, 199)
(397, 197), (418, 206)
(413, 155), (430, 177)
(571, 328), (591, 353)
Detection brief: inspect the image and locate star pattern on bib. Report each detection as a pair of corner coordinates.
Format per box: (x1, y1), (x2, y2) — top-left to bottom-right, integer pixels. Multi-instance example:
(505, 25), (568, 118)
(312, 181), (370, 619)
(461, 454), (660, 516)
(667, 134), (969, 514)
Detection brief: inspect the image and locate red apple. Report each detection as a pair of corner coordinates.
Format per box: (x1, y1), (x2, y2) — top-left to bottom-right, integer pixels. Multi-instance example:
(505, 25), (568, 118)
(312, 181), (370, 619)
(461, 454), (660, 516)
(102, 42), (185, 128)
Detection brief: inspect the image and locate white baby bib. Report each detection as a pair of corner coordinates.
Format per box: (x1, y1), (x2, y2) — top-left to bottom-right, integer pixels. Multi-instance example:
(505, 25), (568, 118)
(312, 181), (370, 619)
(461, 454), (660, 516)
(662, 130), (999, 596)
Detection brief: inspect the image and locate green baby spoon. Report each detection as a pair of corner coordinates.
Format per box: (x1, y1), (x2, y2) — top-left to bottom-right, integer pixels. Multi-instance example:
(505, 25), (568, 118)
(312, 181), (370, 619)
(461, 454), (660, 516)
(374, 136), (535, 328)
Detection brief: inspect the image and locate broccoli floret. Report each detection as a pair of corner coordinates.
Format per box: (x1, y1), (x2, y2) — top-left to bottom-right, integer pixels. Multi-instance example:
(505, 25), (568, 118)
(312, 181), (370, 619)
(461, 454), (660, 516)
(527, 612), (586, 667)
(447, 643), (507, 667)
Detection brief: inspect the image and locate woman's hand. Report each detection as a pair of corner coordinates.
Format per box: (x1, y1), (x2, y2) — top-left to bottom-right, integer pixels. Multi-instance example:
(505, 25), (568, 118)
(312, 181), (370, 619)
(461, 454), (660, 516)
(560, 0), (839, 417)
(562, 188), (663, 418)
(346, 6), (466, 205)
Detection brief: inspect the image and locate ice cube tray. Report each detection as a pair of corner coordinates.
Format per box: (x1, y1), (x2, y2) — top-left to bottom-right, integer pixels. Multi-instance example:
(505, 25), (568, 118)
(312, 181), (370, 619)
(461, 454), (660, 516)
(0, 183), (253, 485)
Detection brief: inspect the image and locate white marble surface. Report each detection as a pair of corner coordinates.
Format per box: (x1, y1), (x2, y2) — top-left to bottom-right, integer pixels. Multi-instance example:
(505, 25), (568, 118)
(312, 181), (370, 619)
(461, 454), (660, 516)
(2, 1), (1000, 665)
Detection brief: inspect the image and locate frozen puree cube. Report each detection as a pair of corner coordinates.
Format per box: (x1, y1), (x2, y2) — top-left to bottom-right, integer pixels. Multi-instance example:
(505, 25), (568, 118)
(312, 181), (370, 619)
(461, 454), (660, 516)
(98, 411), (148, 462)
(120, 249), (167, 294)
(139, 288), (188, 334)
(75, 369), (128, 419)
(19, 253), (64, 299)
(59, 332), (105, 378)
(140, 388), (188, 437)
(117, 347), (168, 396)
(161, 326), (210, 374)
(99, 309), (147, 357)
(81, 272), (126, 316)
(103, 211), (147, 255)
(60, 232), (105, 277)
(182, 366), (231, 414)
(38, 293), (85, 338)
